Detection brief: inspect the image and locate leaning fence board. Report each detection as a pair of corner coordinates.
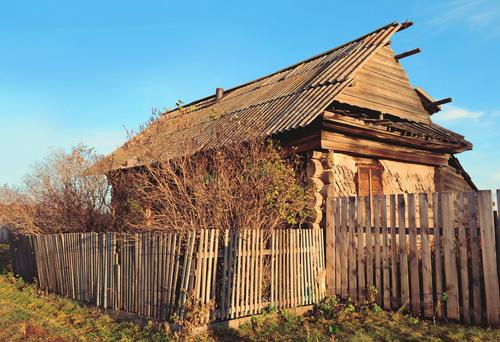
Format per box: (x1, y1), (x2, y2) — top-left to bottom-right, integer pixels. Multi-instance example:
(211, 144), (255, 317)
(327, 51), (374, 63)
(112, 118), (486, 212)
(466, 193), (480, 324)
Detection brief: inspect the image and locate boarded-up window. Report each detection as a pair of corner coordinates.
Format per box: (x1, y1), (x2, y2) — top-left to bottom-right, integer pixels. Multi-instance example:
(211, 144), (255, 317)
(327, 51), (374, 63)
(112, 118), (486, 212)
(357, 164), (383, 198)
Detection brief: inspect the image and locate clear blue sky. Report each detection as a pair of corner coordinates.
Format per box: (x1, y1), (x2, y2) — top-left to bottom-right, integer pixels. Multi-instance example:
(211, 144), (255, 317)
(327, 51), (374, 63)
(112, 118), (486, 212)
(1, 0), (499, 190)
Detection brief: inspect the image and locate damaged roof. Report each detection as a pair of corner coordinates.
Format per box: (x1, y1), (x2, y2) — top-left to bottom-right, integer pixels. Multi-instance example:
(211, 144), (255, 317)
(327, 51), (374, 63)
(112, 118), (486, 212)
(98, 21), (470, 172)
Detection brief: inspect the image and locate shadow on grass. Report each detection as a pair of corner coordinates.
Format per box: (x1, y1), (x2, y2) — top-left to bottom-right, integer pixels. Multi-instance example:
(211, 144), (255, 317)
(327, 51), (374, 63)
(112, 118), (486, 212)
(0, 244), (11, 272)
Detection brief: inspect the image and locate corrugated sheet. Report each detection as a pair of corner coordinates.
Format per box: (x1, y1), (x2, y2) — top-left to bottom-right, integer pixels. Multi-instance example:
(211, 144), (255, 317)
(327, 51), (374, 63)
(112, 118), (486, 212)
(102, 23), (403, 171)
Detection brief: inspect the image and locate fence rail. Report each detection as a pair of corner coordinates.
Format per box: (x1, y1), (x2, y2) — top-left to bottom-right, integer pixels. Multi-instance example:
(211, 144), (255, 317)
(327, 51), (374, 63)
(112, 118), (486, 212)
(9, 228), (326, 322)
(326, 190), (500, 325)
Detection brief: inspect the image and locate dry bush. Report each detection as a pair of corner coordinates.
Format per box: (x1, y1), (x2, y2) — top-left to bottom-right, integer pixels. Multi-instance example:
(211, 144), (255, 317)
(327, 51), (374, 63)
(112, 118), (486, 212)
(112, 135), (313, 234)
(0, 144), (112, 234)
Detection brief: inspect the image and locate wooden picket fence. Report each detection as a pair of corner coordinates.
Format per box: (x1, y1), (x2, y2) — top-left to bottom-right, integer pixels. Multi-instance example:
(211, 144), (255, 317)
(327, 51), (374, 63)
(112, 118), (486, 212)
(325, 190), (500, 325)
(8, 228), (325, 322)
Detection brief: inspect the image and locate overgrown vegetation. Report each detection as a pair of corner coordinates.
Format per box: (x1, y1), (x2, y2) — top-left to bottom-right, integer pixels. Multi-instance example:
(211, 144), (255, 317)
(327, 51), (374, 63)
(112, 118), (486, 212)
(113, 135), (313, 233)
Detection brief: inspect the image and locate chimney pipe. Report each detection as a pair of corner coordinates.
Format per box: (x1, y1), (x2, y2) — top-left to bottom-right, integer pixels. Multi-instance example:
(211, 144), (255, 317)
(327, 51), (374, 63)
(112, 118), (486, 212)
(215, 88), (224, 101)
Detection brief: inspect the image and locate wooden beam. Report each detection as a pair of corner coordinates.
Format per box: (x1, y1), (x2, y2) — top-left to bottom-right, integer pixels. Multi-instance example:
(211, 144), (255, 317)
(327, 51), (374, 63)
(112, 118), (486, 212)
(397, 21), (414, 31)
(425, 97), (452, 108)
(395, 48), (421, 60)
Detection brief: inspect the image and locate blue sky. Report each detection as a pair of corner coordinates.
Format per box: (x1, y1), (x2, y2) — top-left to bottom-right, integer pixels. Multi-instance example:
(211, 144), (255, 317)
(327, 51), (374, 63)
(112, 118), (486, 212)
(1, 0), (499, 190)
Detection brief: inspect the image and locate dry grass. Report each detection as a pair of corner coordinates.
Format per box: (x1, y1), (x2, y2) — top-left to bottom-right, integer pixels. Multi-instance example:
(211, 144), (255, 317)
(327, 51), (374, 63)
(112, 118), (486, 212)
(1, 268), (498, 342)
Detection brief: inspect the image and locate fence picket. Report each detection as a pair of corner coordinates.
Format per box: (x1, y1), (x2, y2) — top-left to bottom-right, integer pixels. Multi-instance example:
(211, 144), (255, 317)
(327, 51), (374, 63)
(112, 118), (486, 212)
(408, 194), (420, 316)
(477, 191), (500, 325)
(398, 194), (409, 310)
(442, 192), (460, 321)
(419, 193), (433, 318)
(390, 195), (397, 309)
(457, 193), (470, 323)
(356, 197), (365, 303)
(381, 195), (390, 309)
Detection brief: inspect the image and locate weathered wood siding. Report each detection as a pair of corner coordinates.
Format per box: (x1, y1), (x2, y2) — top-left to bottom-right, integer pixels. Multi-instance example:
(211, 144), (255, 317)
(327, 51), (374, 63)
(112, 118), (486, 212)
(335, 45), (430, 124)
(435, 164), (474, 193)
(325, 153), (435, 197)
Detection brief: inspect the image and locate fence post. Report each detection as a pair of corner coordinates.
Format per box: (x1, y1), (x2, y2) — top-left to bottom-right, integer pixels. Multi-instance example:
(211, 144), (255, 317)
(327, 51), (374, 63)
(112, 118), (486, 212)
(325, 198), (335, 297)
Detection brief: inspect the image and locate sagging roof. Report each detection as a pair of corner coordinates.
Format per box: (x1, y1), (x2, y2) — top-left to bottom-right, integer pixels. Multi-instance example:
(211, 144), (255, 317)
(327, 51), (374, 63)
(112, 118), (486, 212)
(99, 21), (468, 172)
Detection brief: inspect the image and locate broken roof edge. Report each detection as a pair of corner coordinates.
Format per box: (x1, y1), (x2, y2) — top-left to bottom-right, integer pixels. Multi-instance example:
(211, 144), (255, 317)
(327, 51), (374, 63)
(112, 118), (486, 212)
(164, 21), (403, 114)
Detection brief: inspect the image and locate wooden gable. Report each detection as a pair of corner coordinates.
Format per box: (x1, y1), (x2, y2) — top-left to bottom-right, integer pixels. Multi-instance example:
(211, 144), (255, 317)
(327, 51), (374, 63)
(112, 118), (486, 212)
(335, 45), (430, 124)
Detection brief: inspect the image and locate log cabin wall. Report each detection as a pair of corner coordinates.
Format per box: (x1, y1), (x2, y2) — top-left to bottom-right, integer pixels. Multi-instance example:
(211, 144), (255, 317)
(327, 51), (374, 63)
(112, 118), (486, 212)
(324, 152), (435, 197)
(308, 151), (438, 228)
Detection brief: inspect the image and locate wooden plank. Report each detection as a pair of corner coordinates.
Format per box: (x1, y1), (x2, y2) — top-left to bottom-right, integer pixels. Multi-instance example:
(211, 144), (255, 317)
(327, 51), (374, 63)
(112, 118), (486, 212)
(419, 193), (433, 318)
(381, 195), (390, 309)
(373, 195), (381, 305)
(179, 231), (196, 319)
(398, 194), (409, 310)
(497, 190), (500, 298)
(244, 230), (251, 315)
(457, 192), (470, 323)
(433, 193), (444, 319)
(341, 197), (348, 299)
(210, 230), (219, 320)
(270, 230), (275, 306)
(257, 230), (264, 312)
(326, 198), (335, 297)
(467, 192), (481, 324)
(408, 194), (420, 316)
(390, 195), (397, 309)
(477, 190), (500, 325)
(334, 198), (342, 297)
(365, 195), (373, 292)
(319, 227), (326, 298)
(357, 196), (365, 303)
(298, 229), (305, 305)
(348, 196), (357, 302)
(229, 230), (237, 317)
(221, 230), (229, 319)
(169, 233), (180, 318)
(235, 230), (243, 317)
(442, 192), (460, 321)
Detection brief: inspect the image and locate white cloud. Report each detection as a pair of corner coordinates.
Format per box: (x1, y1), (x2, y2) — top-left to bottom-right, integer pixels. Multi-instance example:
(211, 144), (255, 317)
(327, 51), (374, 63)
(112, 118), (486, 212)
(434, 105), (485, 120)
(427, 0), (500, 35)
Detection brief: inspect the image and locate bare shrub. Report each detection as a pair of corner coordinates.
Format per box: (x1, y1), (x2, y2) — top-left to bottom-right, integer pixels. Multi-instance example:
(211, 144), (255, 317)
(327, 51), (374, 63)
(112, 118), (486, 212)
(0, 144), (112, 234)
(111, 131), (313, 234)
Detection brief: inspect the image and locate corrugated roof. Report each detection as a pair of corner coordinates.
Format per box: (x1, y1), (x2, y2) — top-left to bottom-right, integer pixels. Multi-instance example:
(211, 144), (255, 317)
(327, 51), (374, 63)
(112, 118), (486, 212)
(101, 22), (405, 171)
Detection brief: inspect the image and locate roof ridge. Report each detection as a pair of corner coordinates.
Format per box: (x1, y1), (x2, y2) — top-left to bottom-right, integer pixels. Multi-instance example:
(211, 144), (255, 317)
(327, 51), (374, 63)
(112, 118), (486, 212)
(170, 21), (400, 112)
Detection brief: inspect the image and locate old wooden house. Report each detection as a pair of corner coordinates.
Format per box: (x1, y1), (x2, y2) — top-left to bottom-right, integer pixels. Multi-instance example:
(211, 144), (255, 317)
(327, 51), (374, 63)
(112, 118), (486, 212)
(100, 21), (475, 226)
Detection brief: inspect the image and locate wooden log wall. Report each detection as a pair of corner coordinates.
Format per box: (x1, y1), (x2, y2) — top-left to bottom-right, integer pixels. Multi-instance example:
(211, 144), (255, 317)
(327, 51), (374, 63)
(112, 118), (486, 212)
(8, 228), (326, 323)
(325, 190), (500, 325)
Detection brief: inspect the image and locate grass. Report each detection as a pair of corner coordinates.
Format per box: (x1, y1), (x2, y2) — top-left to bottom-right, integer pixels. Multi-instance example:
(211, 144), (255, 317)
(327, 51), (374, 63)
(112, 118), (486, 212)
(1, 244), (499, 341)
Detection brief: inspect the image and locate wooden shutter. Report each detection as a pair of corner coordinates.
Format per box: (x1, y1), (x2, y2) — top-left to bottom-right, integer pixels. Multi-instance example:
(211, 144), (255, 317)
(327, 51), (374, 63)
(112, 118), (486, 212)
(357, 164), (383, 198)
